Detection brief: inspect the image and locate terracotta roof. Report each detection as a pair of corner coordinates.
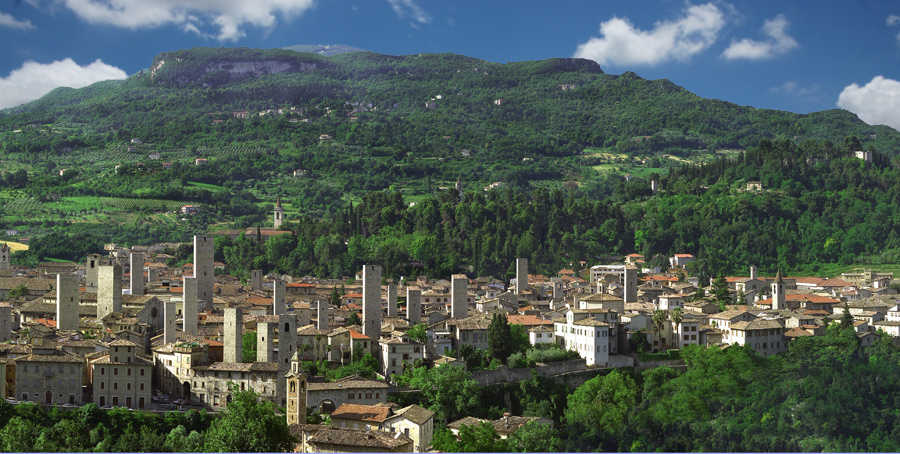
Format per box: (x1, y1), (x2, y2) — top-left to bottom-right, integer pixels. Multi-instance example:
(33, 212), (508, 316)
(731, 319), (784, 331)
(387, 404), (434, 425)
(306, 375), (389, 391)
(506, 314), (553, 326)
(331, 404), (392, 424)
(308, 427), (412, 449)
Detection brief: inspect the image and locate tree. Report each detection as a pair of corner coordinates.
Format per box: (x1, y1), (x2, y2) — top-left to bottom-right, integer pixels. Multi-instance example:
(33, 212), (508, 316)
(204, 387), (295, 452)
(508, 421), (562, 452)
(8, 285), (28, 298)
(711, 274), (731, 308)
(487, 313), (512, 363)
(670, 307), (684, 326)
(394, 364), (480, 426)
(330, 286), (341, 306)
(242, 330), (257, 363)
(564, 370), (638, 450)
(840, 302), (854, 329)
(346, 312), (361, 327)
(651, 309), (667, 351)
(508, 324), (531, 356)
(407, 323), (428, 344)
(629, 330), (651, 354)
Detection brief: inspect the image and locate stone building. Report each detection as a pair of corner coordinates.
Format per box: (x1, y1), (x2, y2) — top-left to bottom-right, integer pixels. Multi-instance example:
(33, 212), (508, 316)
(90, 339), (152, 408)
(14, 347), (84, 405)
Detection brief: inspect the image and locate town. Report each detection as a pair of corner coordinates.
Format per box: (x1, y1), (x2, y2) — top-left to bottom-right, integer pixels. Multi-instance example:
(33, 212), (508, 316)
(1, 200), (899, 452)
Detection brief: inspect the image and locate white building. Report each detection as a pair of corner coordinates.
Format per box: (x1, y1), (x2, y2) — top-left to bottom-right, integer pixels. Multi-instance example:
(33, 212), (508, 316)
(554, 310), (616, 366)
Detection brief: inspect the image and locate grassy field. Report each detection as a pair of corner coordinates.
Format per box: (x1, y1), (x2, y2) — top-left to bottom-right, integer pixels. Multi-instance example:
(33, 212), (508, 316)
(789, 263), (900, 279)
(0, 240), (29, 252)
(187, 181), (226, 192)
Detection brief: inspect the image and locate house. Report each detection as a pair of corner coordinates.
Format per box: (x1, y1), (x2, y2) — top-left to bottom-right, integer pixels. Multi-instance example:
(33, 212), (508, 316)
(306, 427), (413, 453)
(318, 134), (332, 141)
(384, 404), (435, 452)
(728, 319), (785, 355)
(306, 375), (391, 413)
(554, 309), (616, 366)
(331, 403), (392, 431)
(854, 150), (873, 162)
(668, 254), (695, 267)
(14, 346), (84, 405)
(90, 339), (153, 409)
(161, 162), (172, 169)
(746, 181), (763, 190)
(493, 99), (507, 106)
(194, 158), (207, 165)
(379, 334), (424, 381)
(181, 205), (200, 215)
(448, 414), (552, 439)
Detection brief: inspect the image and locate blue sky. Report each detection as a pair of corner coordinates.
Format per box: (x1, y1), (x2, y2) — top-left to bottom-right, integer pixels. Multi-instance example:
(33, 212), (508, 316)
(1, 0), (899, 130)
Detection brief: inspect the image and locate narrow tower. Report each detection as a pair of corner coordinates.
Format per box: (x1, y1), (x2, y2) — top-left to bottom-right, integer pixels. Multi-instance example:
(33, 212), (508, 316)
(129, 252), (145, 296)
(193, 235), (214, 310)
(362, 265), (382, 351)
(772, 269), (785, 310)
(515, 258), (528, 294)
(97, 264), (122, 321)
(224, 307), (243, 363)
(56, 274), (79, 331)
(406, 288), (421, 326)
(451, 274), (468, 319)
(182, 276), (198, 334)
(273, 196), (284, 229)
(0, 243), (10, 270)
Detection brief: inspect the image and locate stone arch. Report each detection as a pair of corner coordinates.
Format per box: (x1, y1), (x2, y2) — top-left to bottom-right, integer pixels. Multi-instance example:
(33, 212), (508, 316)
(318, 399), (336, 414)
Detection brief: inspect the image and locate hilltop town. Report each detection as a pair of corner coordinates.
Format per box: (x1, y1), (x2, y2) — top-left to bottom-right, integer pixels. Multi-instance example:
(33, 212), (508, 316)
(1, 200), (899, 452)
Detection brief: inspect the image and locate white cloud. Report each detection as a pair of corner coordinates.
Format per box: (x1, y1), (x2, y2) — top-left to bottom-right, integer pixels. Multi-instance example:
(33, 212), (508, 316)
(0, 11), (35, 29)
(45, 0), (314, 42)
(0, 58), (127, 110)
(573, 3), (726, 67)
(770, 80), (819, 97)
(889, 15), (900, 46)
(722, 14), (798, 60)
(837, 76), (900, 131)
(387, 0), (430, 24)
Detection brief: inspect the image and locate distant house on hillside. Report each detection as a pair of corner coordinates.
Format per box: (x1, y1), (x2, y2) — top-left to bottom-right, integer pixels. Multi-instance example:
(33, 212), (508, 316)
(194, 158), (207, 166)
(854, 150), (873, 162)
(746, 181), (763, 191)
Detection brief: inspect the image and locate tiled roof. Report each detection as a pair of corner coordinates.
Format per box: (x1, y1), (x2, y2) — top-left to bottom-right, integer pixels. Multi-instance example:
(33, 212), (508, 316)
(331, 403), (392, 423)
(387, 404), (434, 425)
(307, 427), (412, 449)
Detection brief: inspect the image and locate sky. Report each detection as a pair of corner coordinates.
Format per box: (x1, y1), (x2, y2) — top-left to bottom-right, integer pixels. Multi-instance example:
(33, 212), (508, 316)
(1, 0), (899, 131)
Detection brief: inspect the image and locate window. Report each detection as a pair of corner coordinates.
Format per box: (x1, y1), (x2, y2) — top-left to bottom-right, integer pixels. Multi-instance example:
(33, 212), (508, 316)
(127, 383), (131, 391)
(127, 368), (131, 376)
(365, 392), (372, 399)
(114, 368), (118, 376)
(375, 392), (380, 399)
(101, 382), (105, 389)
(348, 393), (355, 399)
(140, 383), (144, 391)
(114, 382), (118, 390)
(140, 369), (145, 376)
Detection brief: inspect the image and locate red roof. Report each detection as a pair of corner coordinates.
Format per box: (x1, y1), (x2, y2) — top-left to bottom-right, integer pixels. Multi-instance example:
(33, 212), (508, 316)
(34, 318), (57, 328)
(348, 329), (371, 340)
(287, 283), (315, 288)
(342, 293), (363, 299)
(507, 315), (553, 326)
(674, 254), (694, 258)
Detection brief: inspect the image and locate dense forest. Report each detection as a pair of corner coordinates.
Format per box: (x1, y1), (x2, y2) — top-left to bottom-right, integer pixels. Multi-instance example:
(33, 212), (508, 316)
(10, 137), (900, 283)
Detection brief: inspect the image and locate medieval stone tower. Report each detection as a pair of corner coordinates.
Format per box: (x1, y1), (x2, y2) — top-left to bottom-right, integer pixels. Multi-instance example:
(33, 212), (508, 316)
(224, 307), (243, 363)
(285, 351), (308, 425)
(772, 269), (785, 310)
(406, 288), (421, 325)
(85, 254), (113, 292)
(257, 321), (274, 362)
(182, 276), (198, 334)
(624, 266), (638, 303)
(451, 274), (468, 319)
(515, 258), (528, 294)
(56, 273), (80, 331)
(164, 301), (176, 344)
(273, 278), (286, 315)
(97, 264), (122, 321)
(316, 299), (329, 331)
(0, 303), (11, 342)
(273, 197), (284, 229)
(362, 265), (382, 351)
(386, 283), (397, 317)
(129, 252), (144, 296)
(250, 269), (263, 292)
(0, 243), (10, 270)
(193, 235), (214, 310)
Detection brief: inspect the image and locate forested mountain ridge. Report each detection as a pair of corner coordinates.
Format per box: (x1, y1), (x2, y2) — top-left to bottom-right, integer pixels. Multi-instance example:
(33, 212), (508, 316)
(1, 46), (898, 164)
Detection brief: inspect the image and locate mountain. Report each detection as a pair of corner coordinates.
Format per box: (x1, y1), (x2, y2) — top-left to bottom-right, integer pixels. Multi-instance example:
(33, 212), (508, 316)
(281, 44), (368, 56)
(1, 46), (898, 194)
